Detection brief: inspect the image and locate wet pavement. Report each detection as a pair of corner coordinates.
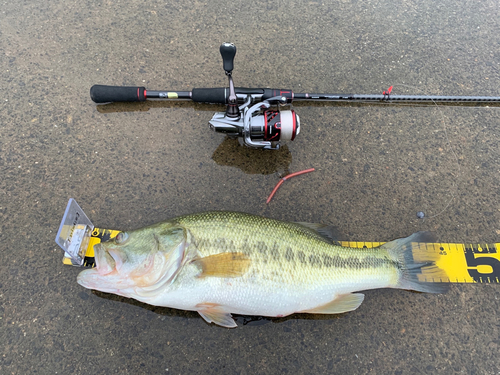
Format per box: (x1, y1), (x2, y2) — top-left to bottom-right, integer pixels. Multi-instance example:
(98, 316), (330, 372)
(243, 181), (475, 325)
(1, 0), (500, 373)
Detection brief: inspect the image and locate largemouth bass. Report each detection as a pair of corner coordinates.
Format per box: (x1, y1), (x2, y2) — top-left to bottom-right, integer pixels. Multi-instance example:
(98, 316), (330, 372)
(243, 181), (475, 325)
(77, 211), (446, 328)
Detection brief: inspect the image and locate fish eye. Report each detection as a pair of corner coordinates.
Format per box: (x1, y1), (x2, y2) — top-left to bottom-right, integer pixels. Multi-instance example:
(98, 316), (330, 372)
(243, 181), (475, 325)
(114, 232), (129, 244)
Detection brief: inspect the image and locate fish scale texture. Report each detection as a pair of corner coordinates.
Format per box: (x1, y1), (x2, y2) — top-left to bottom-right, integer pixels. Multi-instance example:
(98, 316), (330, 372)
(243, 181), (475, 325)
(174, 211), (399, 289)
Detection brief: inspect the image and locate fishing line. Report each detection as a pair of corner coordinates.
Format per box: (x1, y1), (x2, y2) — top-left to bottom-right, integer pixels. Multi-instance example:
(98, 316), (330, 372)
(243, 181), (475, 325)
(387, 83), (461, 221)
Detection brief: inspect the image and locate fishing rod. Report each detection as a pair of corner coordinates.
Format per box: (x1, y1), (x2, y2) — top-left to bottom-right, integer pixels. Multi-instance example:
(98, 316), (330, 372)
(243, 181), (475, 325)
(90, 42), (500, 150)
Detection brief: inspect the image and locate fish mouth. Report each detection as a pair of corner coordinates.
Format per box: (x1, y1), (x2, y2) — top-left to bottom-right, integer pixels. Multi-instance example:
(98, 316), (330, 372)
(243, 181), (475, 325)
(77, 244), (124, 294)
(94, 243), (117, 276)
(76, 243), (119, 290)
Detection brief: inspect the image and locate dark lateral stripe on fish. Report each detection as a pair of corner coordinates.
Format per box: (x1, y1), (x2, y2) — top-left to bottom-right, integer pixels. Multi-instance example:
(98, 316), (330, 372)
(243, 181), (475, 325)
(297, 251), (306, 264)
(249, 252), (397, 269)
(270, 244), (280, 261)
(285, 247), (295, 262)
(321, 254), (397, 269)
(196, 236), (398, 270)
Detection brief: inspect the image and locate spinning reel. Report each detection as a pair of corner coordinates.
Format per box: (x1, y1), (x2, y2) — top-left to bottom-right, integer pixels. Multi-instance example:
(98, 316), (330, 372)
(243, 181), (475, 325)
(208, 43), (299, 149)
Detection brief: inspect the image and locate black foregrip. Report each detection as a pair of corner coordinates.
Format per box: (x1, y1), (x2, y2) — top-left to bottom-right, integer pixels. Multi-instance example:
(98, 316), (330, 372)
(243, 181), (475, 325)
(90, 85), (147, 103)
(191, 88), (227, 104)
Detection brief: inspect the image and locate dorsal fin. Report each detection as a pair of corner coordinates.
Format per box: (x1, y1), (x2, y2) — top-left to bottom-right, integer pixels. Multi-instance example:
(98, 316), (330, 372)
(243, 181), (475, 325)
(295, 222), (342, 245)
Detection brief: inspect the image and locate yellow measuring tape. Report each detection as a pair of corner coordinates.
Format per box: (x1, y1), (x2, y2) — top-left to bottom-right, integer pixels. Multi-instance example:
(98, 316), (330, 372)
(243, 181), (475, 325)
(64, 228), (500, 284)
(340, 241), (500, 283)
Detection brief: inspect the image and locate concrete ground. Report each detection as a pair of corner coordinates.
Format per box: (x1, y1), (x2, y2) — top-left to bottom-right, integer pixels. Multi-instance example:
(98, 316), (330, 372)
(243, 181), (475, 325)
(1, 0), (499, 373)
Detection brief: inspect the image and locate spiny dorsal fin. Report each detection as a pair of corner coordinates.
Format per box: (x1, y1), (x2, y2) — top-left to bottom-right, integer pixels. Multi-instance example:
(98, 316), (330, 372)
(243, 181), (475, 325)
(193, 252), (251, 278)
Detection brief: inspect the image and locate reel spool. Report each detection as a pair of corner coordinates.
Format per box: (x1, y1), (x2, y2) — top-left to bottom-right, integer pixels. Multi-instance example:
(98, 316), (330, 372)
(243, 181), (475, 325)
(251, 109), (300, 143)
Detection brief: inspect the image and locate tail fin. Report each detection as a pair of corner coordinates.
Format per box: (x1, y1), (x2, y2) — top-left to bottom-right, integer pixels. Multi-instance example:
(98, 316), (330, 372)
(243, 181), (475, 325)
(381, 231), (449, 293)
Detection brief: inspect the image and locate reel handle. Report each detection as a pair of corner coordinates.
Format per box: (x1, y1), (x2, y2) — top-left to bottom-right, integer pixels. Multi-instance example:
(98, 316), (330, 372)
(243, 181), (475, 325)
(220, 43), (236, 74)
(90, 85), (146, 103)
(220, 42), (239, 118)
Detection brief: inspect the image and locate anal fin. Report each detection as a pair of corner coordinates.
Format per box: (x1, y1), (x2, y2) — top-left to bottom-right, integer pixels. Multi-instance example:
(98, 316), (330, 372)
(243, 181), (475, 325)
(196, 303), (237, 328)
(301, 293), (365, 314)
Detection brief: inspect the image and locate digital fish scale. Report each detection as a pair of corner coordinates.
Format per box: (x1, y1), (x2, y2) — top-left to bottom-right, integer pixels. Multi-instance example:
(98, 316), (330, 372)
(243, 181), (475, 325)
(57, 199), (500, 284)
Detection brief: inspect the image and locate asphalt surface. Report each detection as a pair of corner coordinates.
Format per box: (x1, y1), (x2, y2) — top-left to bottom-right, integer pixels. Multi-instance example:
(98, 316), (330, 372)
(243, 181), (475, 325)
(1, 0), (500, 373)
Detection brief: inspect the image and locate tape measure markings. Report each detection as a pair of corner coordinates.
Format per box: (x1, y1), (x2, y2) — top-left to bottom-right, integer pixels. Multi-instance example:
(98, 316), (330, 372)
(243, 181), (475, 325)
(339, 241), (500, 284)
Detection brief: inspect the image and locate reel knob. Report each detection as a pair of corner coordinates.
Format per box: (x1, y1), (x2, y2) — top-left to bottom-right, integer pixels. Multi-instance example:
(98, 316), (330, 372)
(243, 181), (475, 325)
(220, 43), (236, 74)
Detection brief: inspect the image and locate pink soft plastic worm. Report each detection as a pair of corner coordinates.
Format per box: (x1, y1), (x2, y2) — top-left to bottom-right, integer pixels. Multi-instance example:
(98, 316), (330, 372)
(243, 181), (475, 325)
(266, 168), (315, 204)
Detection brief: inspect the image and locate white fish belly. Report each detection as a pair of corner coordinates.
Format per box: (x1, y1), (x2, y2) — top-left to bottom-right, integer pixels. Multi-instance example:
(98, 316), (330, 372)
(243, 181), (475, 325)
(152, 271), (394, 317)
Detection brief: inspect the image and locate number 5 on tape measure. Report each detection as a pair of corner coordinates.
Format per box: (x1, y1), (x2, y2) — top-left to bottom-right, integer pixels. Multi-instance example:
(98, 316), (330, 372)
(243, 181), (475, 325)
(463, 244), (500, 283)
(413, 243), (500, 283)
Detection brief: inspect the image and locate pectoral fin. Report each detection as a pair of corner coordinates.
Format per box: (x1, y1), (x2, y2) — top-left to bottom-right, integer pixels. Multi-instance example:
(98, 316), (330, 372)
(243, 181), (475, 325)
(193, 252), (251, 278)
(196, 303), (237, 328)
(301, 293), (365, 314)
